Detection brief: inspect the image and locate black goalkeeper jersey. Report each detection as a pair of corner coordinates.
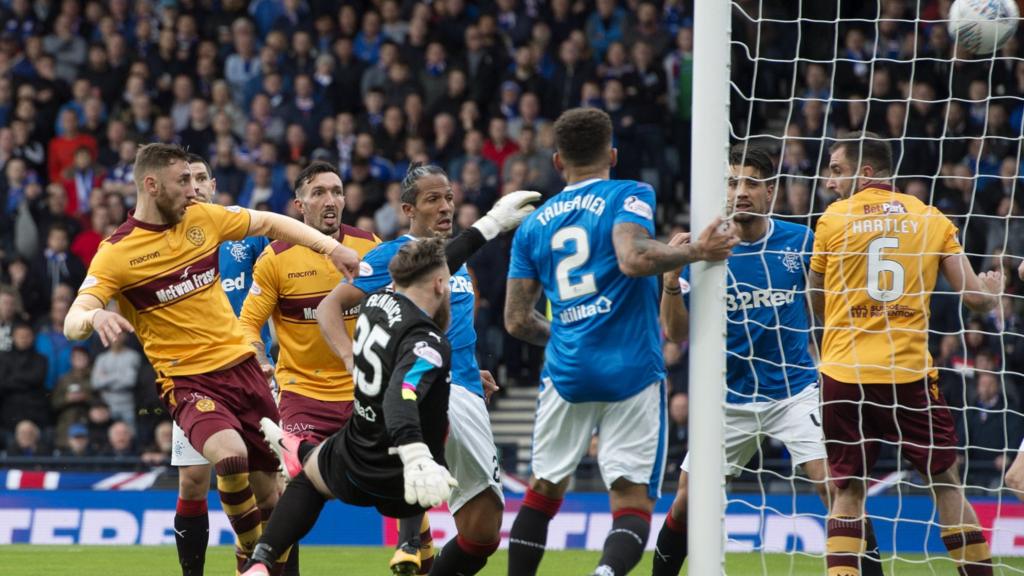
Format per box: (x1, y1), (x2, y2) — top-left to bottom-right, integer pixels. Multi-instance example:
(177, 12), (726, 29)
(325, 289), (452, 498)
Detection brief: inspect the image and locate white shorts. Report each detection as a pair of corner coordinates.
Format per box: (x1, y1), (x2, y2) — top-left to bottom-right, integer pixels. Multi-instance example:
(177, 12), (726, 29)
(445, 384), (504, 514)
(682, 384), (825, 476)
(531, 380), (667, 498)
(171, 420), (210, 467)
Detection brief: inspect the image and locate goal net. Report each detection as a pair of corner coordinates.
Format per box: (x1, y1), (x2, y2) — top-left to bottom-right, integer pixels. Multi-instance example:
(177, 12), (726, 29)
(702, 0), (1024, 573)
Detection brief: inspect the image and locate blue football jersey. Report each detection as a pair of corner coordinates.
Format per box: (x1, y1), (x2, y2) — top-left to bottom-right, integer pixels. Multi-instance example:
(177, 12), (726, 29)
(220, 237), (274, 363)
(353, 234), (482, 397)
(681, 219), (817, 404)
(508, 178), (666, 403)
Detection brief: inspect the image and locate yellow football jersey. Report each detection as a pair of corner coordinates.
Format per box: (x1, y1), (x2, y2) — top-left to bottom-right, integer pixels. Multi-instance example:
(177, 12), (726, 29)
(78, 203), (255, 395)
(810, 184), (963, 384)
(240, 224), (380, 402)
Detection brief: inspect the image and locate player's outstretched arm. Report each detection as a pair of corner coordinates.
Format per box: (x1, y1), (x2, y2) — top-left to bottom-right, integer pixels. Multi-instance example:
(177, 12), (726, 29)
(612, 217), (738, 278)
(64, 294), (134, 346)
(940, 253), (1002, 313)
(660, 233), (691, 342)
(504, 278), (550, 347)
(247, 210), (360, 281)
(316, 282), (367, 372)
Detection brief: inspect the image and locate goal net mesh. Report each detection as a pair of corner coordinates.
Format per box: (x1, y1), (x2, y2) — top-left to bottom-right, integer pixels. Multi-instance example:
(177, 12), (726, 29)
(725, 0), (1024, 571)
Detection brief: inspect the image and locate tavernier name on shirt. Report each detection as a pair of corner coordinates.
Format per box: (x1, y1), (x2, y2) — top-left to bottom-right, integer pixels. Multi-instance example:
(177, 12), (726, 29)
(536, 193), (606, 226)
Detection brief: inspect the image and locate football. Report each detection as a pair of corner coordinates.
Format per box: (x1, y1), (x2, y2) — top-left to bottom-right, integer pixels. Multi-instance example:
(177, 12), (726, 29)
(948, 0), (1020, 54)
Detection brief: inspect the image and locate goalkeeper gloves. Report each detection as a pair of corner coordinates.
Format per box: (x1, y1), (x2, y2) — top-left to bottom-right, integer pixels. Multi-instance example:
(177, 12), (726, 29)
(472, 190), (543, 240)
(395, 442), (458, 508)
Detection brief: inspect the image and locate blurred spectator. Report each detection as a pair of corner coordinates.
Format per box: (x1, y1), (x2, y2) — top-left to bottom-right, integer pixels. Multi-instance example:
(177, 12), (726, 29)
(374, 182), (404, 240)
(34, 294), (73, 391)
(91, 331), (141, 428)
(458, 161), (499, 213)
(60, 147), (104, 216)
(57, 423), (94, 457)
(959, 372), (1024, 487)
(141, 420), (173, 465)
(51, 346), (94, 449)
(0, 323), (50, 429)
(585, 0), (627, 63)
(69, 205), (110, 266)
(506, 126), (561, 194)
(47, 109), (98, 184)
(450, 129), (499, 190)
(103, 421), (137, 458)
(6, 419), (44, 457)
(482, 116), (520, 178)
(0, 285), (24, 352)
(86, 399), (113, 453)
(30, 224), (85, 308)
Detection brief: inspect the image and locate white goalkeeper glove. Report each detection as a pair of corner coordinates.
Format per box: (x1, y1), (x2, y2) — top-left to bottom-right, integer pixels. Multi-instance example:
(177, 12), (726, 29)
(472, 190), (543, 240)
(395, 442), (458, 508)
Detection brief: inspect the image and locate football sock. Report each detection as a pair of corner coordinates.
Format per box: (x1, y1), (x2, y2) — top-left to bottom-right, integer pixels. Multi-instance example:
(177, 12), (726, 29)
(258, 506), (294, 576)
(258, 472), (326, 560)
(214, 456), (261, 570)
(419, 515), (435, 575)
(507, 488), (563, 576)
(942, 525), (993, 576)
(429, 535), (498, 576)
(174, 498), (208, 576)
(282, 542), (299, 576)
(651, 509), (686, 576)
(827, 516), (867, 576)
(595, 508), (651, 576)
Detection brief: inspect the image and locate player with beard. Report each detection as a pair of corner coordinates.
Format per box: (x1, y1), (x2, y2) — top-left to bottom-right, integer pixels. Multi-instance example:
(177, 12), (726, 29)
(314, 164), (539, 575)
(64, 143), (361, 572)
(168, 153), (283, 576)
(652, 144), (885, 576)
(240, 238), (458, 576)
(232, 161), (379, 573)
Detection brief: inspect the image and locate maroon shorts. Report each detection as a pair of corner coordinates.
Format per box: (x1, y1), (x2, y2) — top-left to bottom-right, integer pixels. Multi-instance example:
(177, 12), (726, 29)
(822, 374), (959, 489)
(278, 391), (353, 444)
(166, 356), (280, 472)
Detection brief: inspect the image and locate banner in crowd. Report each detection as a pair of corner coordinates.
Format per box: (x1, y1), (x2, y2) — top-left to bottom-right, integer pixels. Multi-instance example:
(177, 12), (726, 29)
(3, 490), (1024, 555)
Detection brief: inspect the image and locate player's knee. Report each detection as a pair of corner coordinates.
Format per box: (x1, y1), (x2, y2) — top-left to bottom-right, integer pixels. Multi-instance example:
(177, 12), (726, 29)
(528, 477), (567, 500)
(178, 465), (211, 500)
(455, 491), (503, 541)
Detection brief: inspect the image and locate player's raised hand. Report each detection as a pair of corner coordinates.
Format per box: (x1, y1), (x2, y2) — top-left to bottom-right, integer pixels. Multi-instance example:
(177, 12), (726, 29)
(473, 190), (543, 240)
(693, 217), (739, 262)
(396, 442), (459, 508)
(327, 244), (361, 282)
(92, 309), (135, 347)
(480, 370), (500, 404)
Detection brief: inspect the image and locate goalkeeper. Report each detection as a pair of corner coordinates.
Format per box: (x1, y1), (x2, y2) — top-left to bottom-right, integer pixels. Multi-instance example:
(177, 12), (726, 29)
(653, 144), (884, 576)
(241, 238), (458, 576)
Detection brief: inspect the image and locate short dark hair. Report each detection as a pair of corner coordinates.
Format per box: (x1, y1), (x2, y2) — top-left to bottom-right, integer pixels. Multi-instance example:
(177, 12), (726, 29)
(400, 162), (448, 204)
(388, 237), (447, 288)
(133, 143), (190, 185)
(293, 160), (341, 197)
(728, 143), (775, 182)
(829, 131), (893, 176)
(553, 107), (613, 167)
(186, 153), (212, 176)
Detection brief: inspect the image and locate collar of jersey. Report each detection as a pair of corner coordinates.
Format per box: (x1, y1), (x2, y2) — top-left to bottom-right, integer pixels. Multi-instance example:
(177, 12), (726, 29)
(737, 218), (774, 247)
(127, 209), (173, 232)
(561, 177), (603, 192)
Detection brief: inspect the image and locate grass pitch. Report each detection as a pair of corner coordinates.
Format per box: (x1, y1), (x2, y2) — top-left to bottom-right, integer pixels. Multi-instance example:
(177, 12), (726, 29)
(4, 545), (1024, 574)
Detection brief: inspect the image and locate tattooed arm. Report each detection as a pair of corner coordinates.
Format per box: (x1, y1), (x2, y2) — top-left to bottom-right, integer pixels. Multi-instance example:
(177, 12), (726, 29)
(504, 278), (550, 347)
(808, 270), (826, 325)
(612, 218), (738, 278)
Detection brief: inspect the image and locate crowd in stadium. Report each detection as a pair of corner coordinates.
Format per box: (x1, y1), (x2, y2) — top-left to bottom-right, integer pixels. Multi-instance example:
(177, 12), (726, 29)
(0, 0), (1021, 487)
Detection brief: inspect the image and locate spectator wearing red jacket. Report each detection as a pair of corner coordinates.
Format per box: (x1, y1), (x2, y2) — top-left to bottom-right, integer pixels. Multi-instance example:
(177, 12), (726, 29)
(60, 147), (105, 216)
(482, 115), (520, 180)
(47, 110), (97, 185)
